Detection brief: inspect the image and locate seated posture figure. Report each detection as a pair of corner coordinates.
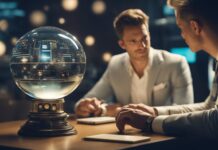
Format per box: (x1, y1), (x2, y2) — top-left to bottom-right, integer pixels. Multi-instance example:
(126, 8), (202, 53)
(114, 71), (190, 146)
(75, 9), (193, 118)
(116, 0), (218, 139)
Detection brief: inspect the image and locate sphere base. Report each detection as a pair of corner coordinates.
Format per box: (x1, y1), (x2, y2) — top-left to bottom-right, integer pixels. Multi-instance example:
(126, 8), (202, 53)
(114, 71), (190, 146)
(18, 99), (77, 137)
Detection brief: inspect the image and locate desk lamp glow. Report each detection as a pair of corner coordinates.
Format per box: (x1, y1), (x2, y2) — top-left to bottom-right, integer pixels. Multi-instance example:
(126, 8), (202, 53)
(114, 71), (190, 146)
(10, 26), (86, 136)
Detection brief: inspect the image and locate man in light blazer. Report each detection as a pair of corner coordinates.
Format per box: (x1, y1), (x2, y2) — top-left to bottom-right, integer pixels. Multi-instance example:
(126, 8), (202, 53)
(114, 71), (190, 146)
(116, 0), (218, 139)
(75, 9), (193, 117)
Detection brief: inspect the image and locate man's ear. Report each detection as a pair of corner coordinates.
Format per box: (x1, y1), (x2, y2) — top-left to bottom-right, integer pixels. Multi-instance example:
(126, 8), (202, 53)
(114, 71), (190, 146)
(190, 20), (202, 35)
(118, 40), (126, 50)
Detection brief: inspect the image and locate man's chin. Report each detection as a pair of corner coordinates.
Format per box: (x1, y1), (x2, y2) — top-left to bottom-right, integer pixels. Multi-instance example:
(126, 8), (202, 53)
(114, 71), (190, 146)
(136, 54), (148, 60)
(190, 48), (201, 52)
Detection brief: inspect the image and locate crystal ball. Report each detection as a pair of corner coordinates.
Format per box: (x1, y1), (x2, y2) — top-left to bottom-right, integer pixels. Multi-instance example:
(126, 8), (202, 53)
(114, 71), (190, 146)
(10, 26), (86, 101)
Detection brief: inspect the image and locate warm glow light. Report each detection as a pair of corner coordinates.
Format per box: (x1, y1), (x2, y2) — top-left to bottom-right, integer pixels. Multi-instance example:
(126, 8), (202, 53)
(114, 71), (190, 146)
(0, 20), (9, 31)
(59, 17), (66, 24)
(30, 11), (46, 26)
(11, 37), (18, 45)
(85, 35), (95, 46)
(62, 0), (78, 11)
(92, 0), (106, 14)
(102, 52), (112, 62)
(21, 57), (28, 63)
(0, 41), (6, 56)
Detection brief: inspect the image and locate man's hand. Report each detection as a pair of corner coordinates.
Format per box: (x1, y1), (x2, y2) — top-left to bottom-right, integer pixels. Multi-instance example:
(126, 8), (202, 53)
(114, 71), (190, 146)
(75, 97), (104, 117)
(116, 107), (155, 134)
(123, 103), (157, 117)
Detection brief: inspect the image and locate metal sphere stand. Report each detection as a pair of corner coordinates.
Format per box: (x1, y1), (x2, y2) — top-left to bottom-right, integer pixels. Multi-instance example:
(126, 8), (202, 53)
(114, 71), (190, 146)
(18, 99), (77, 137)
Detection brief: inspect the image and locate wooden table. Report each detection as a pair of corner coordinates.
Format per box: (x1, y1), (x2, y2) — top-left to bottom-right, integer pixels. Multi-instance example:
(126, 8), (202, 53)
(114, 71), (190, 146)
(0, 120), (176, 150)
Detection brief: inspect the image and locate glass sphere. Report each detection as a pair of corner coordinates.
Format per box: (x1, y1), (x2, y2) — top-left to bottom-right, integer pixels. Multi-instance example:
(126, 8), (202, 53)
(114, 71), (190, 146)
(10, 26), (86, 101)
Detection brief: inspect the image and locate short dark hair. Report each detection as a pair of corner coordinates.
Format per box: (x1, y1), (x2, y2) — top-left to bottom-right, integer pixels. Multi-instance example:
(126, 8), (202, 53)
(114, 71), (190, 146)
(113, 9), (149, 39)
(167, 0), (218, 33)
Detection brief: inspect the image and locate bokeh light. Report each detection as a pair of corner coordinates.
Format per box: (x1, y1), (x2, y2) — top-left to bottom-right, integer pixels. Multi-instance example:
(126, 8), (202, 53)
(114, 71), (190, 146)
(30, 10), (46, 26)
(102, 52), (112, 62)
(62, 0), (78, 11)
(0, 20), (9, 31)
(0, 41), (6, 56)
(11, 37), (18, 45)
(84, 35), (95, 46)
(92, 0), (106, 14)
(59, 17), (66, 24)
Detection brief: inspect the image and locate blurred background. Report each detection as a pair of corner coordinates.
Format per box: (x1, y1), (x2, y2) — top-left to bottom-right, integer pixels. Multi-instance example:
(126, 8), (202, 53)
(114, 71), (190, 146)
(0, 0), (213, 122)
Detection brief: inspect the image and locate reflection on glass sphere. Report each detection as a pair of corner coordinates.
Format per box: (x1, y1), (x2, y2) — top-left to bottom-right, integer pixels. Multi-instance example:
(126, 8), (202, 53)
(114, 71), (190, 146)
(10, 26), (86, 101)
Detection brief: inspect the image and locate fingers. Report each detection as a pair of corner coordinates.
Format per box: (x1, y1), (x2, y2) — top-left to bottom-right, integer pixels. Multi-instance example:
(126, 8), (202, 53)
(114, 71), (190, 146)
(123, 104), (141, 110)
(123, 103), (156, 116)
(75, 101), (91, 117)
(115, 107), (122, 116)
(90, 97), (104, 116)
(76, 97), (103, 117)
(90, 97), (102, 110)
(75, 109), (90, 117)
(116, 108), (133, 133)
(116, 107), (153, 132)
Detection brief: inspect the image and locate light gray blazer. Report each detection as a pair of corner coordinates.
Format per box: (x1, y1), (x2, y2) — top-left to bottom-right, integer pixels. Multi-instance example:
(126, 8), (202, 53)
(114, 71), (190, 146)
(83, 48), (193, 106)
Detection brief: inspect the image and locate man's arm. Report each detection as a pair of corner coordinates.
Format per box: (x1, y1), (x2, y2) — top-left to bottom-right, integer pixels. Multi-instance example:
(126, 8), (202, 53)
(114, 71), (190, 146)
(156, 83), (217, 115)
(75, 59), (123, 117)
(116, 101), (218, 138)
(83, 68), (114, 100)
(171, 56), (194, 105)
(152, 108), (218, 138)
(152, 83), (217, 137)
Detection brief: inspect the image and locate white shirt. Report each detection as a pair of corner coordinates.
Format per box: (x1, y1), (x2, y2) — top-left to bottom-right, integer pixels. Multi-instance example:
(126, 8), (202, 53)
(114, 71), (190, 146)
(125, 49), (153, 104)
(131, 67), (149, 104)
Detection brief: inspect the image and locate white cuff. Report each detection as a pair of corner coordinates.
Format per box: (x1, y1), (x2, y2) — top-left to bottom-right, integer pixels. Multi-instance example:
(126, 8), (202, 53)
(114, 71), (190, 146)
(100, 103), (108, 116)
(154, 106), (170, 115)
(152, 115), (168, 134)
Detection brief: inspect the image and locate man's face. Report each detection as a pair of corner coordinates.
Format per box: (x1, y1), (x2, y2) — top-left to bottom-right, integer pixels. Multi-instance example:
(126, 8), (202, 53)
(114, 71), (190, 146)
(175, 11), (202, 52)
(119, 24), (151, 61)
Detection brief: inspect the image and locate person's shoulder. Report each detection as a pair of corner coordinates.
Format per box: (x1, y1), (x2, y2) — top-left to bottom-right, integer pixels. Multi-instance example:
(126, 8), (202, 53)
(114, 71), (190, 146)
(106, 52), (128, 72)
(154, 49), (186, 63)
(111, 53), (127, 60)
(109, 52), (128, 64)
(156, 49), (184, 59)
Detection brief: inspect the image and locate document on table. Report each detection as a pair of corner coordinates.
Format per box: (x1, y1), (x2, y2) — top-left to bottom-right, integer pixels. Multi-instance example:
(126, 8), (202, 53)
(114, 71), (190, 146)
(76, 117), (115, 125)
(84, 134), (151, 143)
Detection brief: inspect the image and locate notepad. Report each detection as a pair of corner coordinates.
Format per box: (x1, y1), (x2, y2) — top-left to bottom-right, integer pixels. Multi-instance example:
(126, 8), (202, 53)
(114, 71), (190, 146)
(84, 134), (151, 143)
(77, 117), (115, 125)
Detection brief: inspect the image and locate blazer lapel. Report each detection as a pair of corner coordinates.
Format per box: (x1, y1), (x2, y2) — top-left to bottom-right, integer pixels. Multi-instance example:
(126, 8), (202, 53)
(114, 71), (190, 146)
(121, 72), (131, 104)
(146, 50), (163, 105)
(120, 53), (132, 105)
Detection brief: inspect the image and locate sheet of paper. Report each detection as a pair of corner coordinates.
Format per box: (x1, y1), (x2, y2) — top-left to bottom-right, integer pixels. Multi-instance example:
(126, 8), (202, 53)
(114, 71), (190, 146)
(77, 117), (115, 125)
(84, 134), (151, 143)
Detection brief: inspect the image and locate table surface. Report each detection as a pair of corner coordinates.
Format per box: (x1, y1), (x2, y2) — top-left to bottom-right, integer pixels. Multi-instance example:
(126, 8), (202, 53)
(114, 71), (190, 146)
(0, 119), (175, 150)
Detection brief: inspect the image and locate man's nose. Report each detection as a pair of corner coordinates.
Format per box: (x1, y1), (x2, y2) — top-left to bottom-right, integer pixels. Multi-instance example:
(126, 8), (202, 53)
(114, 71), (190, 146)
(138, 41), (146, 48)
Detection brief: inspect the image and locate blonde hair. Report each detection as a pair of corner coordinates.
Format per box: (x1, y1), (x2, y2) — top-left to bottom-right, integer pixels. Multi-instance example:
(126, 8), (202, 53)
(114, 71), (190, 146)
(167, 0), (218, 33)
